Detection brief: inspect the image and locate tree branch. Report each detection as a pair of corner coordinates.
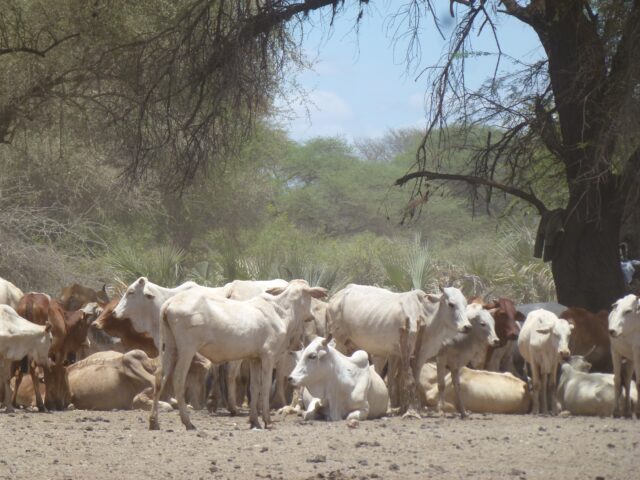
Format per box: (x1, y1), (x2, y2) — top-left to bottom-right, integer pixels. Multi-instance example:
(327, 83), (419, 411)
(0, 33), (80, 58)
(395, 170), (549, 215)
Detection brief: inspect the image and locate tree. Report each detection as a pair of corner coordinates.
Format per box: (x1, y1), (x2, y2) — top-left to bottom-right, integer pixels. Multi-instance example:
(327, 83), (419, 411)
(393, 1), (640, 311)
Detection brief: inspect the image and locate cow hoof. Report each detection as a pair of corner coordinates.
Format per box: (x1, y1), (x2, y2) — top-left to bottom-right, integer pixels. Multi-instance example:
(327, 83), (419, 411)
(401, 409), (422, 420)
(149, 419), (160, 431)
(37, 406), (48, 413)
(185, 424), (197, 431)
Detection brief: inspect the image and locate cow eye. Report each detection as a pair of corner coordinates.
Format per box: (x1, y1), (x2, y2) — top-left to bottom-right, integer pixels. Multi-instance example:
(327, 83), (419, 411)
(126, 290), (134, 296)
(479, 321), (486, 327)
(144, 293), (153, 299)
(308, 353), (317, 360)
(448, 302), (455, 308)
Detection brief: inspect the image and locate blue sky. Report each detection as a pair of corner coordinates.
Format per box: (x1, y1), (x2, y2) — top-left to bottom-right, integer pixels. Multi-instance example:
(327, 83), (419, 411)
(278, 3), (543, 142)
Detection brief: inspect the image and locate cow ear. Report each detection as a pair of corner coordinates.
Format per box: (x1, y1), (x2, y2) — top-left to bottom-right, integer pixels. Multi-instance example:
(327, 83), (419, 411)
(142, 285), (155, 299)
(328, 338), (336, 349)
(44, 322), (52, 333)
(307, 286), (328, 299)
(137, 277), (146, 287)
(426, 294), (440, 303)
(515, 311), (526, 322)
(536, 327), (552, 335)
(266, 287), (285, 296)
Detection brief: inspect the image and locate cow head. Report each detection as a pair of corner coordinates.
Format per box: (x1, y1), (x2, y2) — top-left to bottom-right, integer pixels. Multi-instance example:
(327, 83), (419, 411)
(111, 277), (158, 321)
(486, 298), (522, 343)
(425, 286), (471, 334)
(566, 355), (592, 373)
(609, 294), (640, 338)
(288, 336), (334, 387)
(536, 316), (573, 360)
(266, 279), (327, 324)
(466, 303), (500, 347)
(43, 364), (71, 411)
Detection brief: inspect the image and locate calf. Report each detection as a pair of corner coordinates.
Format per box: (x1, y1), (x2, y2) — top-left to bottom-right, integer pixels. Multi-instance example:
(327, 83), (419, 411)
(288, 336), (389, 421)
(560, 307), (612, 372)
(435, 303), (500, 418)
(608, 294), (640, 418)
(59, 283), (109, 311)
(0, 305), (52, 412)
(518, 309), (573, 415)
(558, 355), (636, 417)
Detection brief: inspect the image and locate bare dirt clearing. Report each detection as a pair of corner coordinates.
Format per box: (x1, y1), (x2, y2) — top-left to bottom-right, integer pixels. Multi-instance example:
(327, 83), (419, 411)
(0, 408), (637, 479)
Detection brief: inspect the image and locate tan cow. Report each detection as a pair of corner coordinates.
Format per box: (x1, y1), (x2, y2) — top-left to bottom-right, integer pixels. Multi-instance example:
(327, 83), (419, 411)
(421, 363), (530, 414)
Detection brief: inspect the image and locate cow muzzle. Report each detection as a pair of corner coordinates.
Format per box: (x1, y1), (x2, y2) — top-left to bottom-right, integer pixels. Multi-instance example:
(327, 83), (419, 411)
(287, 376), (301, 387)
(491, 338), (501, 347)
(559, 350), (570, 360)
(459, 324), (472, 334)
(507, 332), (518, 341)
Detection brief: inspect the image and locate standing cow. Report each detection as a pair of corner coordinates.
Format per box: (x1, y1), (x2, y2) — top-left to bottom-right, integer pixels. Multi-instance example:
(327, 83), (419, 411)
(0, 277), (24, 310)
(518, 309), (573, 415)
(608, 294), (640, 418)
(150, 279), (326, 430)
(328, 284), (471, 417)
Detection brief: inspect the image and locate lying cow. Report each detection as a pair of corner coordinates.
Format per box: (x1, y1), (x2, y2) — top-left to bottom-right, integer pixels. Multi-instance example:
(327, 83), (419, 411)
(435, 303), (499, 418)
(558, 355), (637, 417)
(608, 294), (640, 418)
(0, 305), (52, 412)
(288, 336), (389, 421)
(518, 309), (573, 415)
(421, 363), (530, 414)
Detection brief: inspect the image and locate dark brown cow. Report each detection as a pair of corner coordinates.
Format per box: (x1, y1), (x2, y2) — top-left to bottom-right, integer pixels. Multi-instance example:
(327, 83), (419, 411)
(559, 307), (612, 373)
(59, 283), (109, 311)
(469, 297), (523, 371)
(92, 298), (158, 357)
(15, 292), (92, 410)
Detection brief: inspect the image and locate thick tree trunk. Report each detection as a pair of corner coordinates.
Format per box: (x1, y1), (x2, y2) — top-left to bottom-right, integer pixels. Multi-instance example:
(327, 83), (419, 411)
(551, 189), (626, 312)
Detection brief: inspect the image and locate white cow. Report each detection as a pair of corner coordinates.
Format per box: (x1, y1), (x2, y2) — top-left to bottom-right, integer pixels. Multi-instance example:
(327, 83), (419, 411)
(221, 279), (290, 413)
(112, 277), (202, 348)
(0, 277), (24, 310)
(608, 294), (640, 418)
(421, 363), (531, 414)
(328, 284), (471, 415)
(288, 336), (389, 421)
(558, 355), (637, 417)
(518, 309), (573, 415)
(0, 305), (52, 412)
(435, 303), (500, 417)
(149, 279), (326, 430)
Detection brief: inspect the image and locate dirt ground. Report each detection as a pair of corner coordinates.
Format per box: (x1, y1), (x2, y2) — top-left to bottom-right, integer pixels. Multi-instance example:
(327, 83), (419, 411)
(0, 407), (637, 480)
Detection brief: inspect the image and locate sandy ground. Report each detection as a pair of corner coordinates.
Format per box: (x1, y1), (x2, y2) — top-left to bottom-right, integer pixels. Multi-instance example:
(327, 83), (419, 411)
(0, 407), (637, 480)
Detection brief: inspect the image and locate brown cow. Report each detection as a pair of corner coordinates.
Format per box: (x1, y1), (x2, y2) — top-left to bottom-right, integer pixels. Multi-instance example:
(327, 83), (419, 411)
(15, 292), (92, 410)
(59, 283), (109, 311)
(559, 307), (612, 372)
(468, 297), (522, 372)
(92, 298), (158, 357)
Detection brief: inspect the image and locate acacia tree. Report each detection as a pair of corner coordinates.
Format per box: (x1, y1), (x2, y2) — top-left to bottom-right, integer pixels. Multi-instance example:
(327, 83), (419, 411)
(393, 1), (640, 311)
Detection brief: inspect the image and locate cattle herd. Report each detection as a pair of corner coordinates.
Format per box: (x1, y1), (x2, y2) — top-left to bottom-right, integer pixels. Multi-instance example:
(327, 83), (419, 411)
(0, 274), (639, 433)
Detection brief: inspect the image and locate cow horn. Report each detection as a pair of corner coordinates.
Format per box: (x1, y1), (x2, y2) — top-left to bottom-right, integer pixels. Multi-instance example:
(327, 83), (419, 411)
(583, 345), (596, 359)
(322, 334), (333, 346)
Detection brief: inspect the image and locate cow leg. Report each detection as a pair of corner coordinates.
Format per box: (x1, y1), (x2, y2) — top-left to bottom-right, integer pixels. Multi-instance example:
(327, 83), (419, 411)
(387, 357), (401, 409)
(540, 370), (549, 415)
(260, 357), (274, 428)
(149, 341), (178, 431)
(172, 352), (197, 430)
(436, 358), (447, 416)
(634, 349), (640, 420)
(10, 359), (25, 409)
(271, 355), (287, 410)
(2, 362), (14, 413)
(530, 362), (541, 415)
(611, 349), (624, 418)
(225, 361), (241, 415)
(548, 362), (558, 416)
(302, 397), (324, 421)
(451, 368), (466, 419)
(29, 364), (46, 412)
(398, 319), (420, 419)
(411, 320), (427, 409)
(248, 359), (262, 429)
